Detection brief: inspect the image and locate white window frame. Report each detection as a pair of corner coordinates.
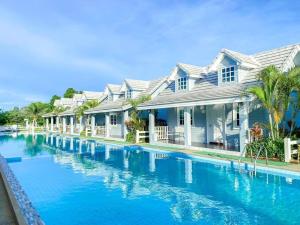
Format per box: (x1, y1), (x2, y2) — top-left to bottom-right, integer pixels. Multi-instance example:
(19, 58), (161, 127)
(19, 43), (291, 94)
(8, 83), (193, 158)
(110, 114), (117, 126)
(177, 77), (187, 91)
(232, 103), (240, 129)
(221, 65), (237, 84)
(177, 107), (194, 126)
(126, 89), (132, 99)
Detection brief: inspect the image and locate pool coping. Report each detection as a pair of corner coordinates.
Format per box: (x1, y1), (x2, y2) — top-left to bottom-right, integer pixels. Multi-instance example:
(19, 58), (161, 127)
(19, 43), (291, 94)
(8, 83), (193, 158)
(0, 154), (45, 225)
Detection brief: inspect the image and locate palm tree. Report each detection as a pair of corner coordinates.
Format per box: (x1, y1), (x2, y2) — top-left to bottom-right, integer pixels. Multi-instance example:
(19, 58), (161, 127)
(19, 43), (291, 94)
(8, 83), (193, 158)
(26, 102), (48, 132)
(75, 100), (100, 120)
(247, 66), (281, 139)
(125, 95), (151, 142)
(248, 66), (300, 139)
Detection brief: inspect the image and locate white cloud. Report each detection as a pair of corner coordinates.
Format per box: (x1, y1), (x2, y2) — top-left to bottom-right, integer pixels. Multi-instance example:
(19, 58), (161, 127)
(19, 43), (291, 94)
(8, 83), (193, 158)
(0, 7), (120, 75)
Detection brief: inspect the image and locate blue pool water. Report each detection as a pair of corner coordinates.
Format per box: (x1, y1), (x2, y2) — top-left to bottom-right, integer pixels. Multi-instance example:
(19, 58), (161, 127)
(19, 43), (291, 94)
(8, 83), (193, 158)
(0, 134), (300, 225)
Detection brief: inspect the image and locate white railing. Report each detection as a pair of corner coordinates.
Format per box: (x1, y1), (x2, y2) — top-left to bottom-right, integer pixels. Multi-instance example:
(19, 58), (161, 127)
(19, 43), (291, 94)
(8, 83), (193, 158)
(66, 125), (71, 133)
(284, 138), (300, 162)
(95, 126), (106, 136)
(136, 130), (149, 144)
(85, 125), (92, 136)
(74, 125), (80, 134)
(155, 126), (168, 140)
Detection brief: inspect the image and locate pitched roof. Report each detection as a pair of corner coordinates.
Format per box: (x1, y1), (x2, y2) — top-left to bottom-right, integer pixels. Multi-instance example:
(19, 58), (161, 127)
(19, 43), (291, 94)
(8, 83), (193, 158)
(222, 49), (260, 66)
(177, 63), (208, 76)
(83, 91), (104, 100)
(85, 77), (167, 114)
(58, 107), (77, 116)
(139, 44), (300, 109)
(124, 79), (150, 90)
(72, 94), (84, 100)
(107, 84), (122, 94)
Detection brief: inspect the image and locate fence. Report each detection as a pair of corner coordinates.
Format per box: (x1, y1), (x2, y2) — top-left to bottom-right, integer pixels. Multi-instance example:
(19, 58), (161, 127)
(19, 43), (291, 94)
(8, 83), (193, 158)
(136, 130), (149, 144)
(155, 126), (168, 140)
(95, 126), (106, 136)
(284, 138), (300, 162)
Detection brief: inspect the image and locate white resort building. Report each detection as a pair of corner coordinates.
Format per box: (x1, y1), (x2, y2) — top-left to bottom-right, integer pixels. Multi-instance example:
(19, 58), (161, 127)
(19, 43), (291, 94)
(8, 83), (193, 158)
(43, 91), (105, 135)
(43, 44), (300, 155)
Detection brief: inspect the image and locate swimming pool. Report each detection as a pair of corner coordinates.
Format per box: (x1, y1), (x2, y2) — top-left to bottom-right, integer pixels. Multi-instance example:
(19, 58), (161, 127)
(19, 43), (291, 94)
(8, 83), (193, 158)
(0, 134), (299, 225)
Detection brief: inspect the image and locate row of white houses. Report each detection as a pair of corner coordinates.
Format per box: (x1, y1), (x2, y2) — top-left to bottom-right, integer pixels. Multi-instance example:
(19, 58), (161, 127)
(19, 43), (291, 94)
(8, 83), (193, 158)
(43, 44), (300, 154)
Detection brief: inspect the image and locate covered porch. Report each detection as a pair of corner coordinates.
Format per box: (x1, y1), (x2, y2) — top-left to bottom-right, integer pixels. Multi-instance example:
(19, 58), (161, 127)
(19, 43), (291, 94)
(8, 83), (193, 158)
(140, 98), (253, 154)
(85, 110), (129, 140)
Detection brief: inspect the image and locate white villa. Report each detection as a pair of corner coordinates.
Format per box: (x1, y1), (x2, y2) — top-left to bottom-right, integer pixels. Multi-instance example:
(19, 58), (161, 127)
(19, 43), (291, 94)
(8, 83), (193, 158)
(43, 91), (105, 135)
(43, 44), (300, 154)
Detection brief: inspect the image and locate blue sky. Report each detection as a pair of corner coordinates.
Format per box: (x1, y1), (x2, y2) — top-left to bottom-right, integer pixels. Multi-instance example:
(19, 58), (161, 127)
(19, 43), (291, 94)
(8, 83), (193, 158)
(0, 0), (300, 109)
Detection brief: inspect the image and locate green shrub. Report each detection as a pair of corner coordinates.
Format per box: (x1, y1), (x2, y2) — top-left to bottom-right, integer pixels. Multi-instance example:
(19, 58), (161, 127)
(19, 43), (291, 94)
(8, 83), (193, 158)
(126, 131), (135, 143)
(246, 137), (284, 161)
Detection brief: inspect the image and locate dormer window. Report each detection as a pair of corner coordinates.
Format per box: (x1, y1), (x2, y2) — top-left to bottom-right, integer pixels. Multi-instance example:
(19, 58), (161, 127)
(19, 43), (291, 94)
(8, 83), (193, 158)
(126, 89), (132, 99)
(221, 66), (236, 83)
(177, 77), (187, 90)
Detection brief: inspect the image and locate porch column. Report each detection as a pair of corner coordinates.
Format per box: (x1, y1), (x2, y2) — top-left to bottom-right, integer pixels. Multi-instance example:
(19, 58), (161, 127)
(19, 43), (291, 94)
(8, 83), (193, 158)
(56, 116), (60, 129)
(105, 113), (110, 138)
(70, 116), (74, 135)
(122, 110), (129, 140)
(184, 107), (192, 146)
(149, 109), (155, 144)
(50, 117), (54, 132)
(239, 102), (249, 153)
(62, 117), (66, 134)
(79, 116), (83, 133)
(46, 118), (49, 131)
(91, 115), (96, 136)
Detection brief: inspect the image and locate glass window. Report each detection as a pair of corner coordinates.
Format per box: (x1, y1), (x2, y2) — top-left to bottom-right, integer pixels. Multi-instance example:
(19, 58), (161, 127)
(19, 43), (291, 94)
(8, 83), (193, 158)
(222, 66), (236, 83)
(190, 108), (193, 125)
(110, 114), (117, 125)
(178, 108), (193, 126)
(233, 103), (240, 128)
(179, 109), (184, 125)
(126, 89), (132, 99)
(177, 77), (187, 90)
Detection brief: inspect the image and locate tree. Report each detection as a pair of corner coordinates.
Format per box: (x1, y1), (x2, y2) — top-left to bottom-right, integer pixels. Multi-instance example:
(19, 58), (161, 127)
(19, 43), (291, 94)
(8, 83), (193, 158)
(75, 100), (100, 120)
(247, 66), (300, 139)
(125, 95), (151, 142)
(0, 109), (8, 125)
(247, 66), (281, 139)
(25, 102), (49, 132)
(49, 95), (61, 110)
(7, 107), (26, 125)
(63, 88), (80, 98)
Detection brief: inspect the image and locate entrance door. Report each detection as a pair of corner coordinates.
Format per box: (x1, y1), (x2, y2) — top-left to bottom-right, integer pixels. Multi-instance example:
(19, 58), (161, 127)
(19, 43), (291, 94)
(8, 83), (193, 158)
(206, 104), (225, 144)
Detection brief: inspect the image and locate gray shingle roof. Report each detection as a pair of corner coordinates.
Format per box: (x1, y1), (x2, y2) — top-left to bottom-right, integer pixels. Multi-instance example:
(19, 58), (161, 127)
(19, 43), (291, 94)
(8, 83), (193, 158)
(139, 44), (300, 108)
(107, 84), (122, 94)
(125, 79), (150, 90)
(177, 63), (208, 76)
(83, 91), (104, 100)
(85, 77), (167, 114)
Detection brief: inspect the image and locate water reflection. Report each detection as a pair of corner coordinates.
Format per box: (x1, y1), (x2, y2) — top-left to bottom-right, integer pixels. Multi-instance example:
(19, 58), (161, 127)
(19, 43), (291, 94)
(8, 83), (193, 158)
(3, 134), (299, 225)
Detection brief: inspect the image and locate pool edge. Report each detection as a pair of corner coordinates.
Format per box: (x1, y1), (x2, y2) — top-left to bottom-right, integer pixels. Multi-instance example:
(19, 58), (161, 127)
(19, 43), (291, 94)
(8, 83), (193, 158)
(0, 154), (45, 225)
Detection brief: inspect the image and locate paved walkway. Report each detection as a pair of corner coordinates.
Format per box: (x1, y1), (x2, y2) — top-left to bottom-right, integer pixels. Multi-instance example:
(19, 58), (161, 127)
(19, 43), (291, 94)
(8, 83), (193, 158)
(0, 176), (17, 225)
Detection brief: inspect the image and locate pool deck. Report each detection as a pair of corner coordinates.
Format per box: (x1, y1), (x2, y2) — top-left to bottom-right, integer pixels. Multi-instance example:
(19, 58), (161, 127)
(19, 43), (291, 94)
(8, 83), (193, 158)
(0, 176), (17, 225)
